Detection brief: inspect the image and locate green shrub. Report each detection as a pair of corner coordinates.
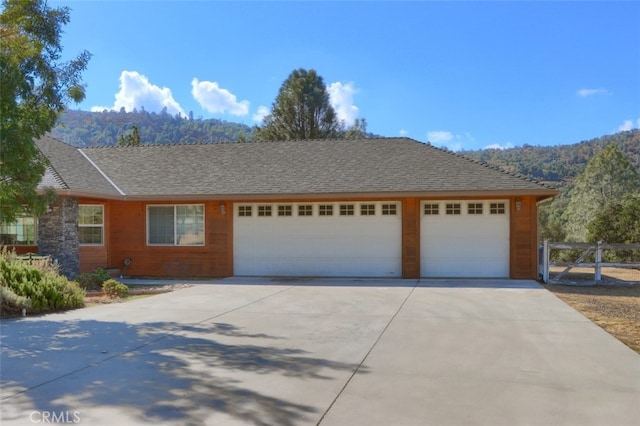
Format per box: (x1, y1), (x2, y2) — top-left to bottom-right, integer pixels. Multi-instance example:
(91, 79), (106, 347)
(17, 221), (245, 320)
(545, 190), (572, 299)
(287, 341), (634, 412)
(0, 249), (85, 316)
(102, 279), (128, 299)
(75, 267), (111, 291)
(0, 286), (31, 317)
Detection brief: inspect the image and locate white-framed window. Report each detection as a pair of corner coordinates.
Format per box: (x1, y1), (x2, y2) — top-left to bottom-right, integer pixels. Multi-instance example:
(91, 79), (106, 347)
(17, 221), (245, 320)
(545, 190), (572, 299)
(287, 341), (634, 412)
(340, 204), (355, 216)
(446, 203), (461, 215)
(278, 205), (292, 217)
(319, 204), (333, 216)
(0, 215), (37, 245)
(147, 204), (204, 246)
(78, 205), (104, 245)
(424, 203), (439, 215)
(298, 205), (313, 216)
(490, 203), (506, 215)
(257, 205), (272, 217)
(382, 203), (397, 216)
(361, 204), (376, 216)
(238, 205), (252, 217)
(468, 203), (483, 215)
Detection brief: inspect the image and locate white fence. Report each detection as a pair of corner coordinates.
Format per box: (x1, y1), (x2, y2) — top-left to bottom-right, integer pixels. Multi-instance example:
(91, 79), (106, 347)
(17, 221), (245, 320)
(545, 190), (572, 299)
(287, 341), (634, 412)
(541, 241), (640, 284)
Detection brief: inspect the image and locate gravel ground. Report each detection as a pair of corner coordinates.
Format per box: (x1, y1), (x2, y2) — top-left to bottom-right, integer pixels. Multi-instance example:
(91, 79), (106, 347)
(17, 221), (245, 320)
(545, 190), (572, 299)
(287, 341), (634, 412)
(544, 284), (640, 354)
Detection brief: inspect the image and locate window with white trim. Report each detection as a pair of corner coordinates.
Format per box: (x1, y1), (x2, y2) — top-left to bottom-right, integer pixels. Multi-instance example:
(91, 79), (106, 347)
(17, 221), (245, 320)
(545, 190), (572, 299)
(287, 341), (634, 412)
(257, 205), (272, 217)
(382, 204), (397, 215)
(0, 215), (37, 245)
(278, 205), (292, 217)
(147, 205), (204, 246)
(360, 204), (376, 216)
(468, 203), (483, 215)
(490, 203), (506, 215)
(298, 205), (313, 216)
(340, 204), (355, 216)
(238, 205), (252, 217)
(319, 204), (333, 216)
(79, 205), (104, 245)
(423, 203), (439, 215)
(446, 203), (461, 215)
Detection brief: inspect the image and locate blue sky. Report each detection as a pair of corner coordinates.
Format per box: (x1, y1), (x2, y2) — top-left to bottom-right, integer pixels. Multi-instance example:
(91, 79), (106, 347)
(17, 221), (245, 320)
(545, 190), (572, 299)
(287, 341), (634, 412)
(51, 1), (640, 150)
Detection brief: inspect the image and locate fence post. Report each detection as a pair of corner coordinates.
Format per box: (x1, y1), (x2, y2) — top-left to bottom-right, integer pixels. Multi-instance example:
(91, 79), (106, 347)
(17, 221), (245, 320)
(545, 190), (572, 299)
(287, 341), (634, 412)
(595, 241), (602, 282)
(543, 240), (550, 284)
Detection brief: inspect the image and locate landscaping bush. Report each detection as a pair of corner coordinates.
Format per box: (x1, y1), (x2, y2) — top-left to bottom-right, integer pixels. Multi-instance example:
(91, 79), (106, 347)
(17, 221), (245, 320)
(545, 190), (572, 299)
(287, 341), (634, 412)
(102, 279), (128, 299)
(75, 267), (111, 291)
(0, 248), (84, 317)
(0, 286), (31, 317)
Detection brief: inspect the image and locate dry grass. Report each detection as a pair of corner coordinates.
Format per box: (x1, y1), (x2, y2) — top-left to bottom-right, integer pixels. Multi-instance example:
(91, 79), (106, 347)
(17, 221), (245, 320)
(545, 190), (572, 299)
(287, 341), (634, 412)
(544, 284), (640, 354)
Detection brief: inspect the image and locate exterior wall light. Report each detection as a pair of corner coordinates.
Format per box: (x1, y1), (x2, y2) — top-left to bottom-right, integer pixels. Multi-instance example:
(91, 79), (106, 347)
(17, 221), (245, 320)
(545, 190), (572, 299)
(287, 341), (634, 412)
(515, 198), (522, 212)
(220, 202), (226, 215)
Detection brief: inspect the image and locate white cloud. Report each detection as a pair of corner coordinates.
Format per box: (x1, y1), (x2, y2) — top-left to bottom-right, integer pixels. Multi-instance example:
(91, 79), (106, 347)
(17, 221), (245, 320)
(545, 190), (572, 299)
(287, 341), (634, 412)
(427, 131), (453, 143)
(484, 142), (514, 150)
(191, 78), (249, 116)
(399, 129), (409, 136)
(577, 88), (607, 97)
(426, 130), (477, 151)
(328, 81), (359, 125)
(618, 118), (640, 132)
(253, 106), (270, 123)
(91, 70), (185, 116)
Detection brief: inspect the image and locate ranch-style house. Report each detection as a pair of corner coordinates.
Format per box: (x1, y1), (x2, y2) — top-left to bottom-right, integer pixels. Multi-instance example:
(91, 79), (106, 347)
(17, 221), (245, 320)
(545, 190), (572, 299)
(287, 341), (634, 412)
(1, 135), (558, 279)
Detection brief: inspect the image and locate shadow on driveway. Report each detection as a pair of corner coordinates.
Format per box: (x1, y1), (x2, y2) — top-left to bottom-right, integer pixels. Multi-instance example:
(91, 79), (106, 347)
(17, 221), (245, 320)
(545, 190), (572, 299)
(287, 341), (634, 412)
(1, 317), (363, 425)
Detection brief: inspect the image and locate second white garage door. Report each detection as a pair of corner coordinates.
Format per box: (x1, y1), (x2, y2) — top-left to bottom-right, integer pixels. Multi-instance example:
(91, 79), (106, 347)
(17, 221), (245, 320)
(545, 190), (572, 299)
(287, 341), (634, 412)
(234, 202), (402, 277)
(421, 200), (510, 278)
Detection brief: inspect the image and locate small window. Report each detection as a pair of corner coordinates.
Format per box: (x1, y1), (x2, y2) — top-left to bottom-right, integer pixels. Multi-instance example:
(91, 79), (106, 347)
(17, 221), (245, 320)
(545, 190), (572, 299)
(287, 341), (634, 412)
(147, 204), (204, 246)
(468, 203), (483, 215)
(278, 205), (292, 217)
(238, 205), (252, 217)
(258, 205), (272, 217)
(0, 215), (37, 245)
(424, 203), (439, 215)
(79, 205), (104, 245)
(490, 203), (506, 215)
(340, 204), (355, 216)
(382, 204), (397, 215)
(360, 204), (376, 216)
(298, 205), (313, 216)
(446, 203), (461, 215)
(319, 204), (333, 216)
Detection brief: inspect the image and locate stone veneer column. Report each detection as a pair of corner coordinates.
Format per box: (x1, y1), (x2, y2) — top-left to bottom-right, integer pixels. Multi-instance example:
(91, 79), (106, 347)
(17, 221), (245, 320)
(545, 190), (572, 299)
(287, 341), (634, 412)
(38, 197), (79, 279)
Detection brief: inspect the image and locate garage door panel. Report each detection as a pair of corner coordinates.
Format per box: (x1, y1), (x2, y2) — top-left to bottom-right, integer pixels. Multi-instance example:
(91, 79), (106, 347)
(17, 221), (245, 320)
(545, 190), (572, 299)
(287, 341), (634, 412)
(234, 202), (401, 277)
(421, 200), (509, 278)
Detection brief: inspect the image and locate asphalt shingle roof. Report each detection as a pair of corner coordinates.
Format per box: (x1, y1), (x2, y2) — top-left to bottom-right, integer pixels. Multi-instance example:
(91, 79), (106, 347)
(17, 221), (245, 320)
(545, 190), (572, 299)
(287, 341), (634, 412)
(36, 135), (121, 196)
(38, 137), (556, 199)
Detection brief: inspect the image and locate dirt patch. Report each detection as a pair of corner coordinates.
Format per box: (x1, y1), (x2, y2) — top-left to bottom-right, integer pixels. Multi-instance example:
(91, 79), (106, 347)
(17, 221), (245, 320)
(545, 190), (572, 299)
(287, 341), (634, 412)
(544, 284), (640, 354)
(84, 284), (193, 306)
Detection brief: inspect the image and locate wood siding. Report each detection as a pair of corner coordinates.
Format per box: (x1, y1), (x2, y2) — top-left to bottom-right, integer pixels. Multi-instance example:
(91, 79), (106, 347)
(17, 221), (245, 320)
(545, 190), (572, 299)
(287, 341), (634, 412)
(509, 196), (539, 279)
(402, 198), (420, 278)
(104, 200), (232, 277)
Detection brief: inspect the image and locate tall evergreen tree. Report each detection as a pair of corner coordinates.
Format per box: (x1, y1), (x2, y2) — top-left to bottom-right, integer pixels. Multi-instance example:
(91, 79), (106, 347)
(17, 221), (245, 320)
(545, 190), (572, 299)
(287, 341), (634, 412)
(0, 0), (91, 221)
(255, 68), (341, 141)
(563, 143), (640, 241)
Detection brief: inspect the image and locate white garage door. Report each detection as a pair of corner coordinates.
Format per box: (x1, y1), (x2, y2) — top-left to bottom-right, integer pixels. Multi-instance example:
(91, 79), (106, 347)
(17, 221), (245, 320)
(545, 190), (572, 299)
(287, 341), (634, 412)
(234, 202), (402, 277)
(421, 200), (510, 278)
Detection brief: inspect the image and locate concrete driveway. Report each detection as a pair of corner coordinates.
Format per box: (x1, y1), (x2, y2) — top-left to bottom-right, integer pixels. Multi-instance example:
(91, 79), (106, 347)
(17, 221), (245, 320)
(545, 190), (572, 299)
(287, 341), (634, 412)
(1, 278), (639, 426)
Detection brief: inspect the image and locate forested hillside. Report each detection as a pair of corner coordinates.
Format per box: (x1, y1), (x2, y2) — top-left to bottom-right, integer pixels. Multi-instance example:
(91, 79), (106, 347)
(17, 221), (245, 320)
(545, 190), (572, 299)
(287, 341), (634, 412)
(52, 110), (639, 189)
(51, 109), (253, 147)
(462, 130), (640, 187)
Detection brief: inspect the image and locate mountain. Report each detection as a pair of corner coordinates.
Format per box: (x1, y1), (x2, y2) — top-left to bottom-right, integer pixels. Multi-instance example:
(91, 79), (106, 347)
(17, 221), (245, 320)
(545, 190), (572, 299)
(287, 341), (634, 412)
(50, 109), (253, 147)
(52, 110), (639, 188)
(462, 130), (640, 187)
